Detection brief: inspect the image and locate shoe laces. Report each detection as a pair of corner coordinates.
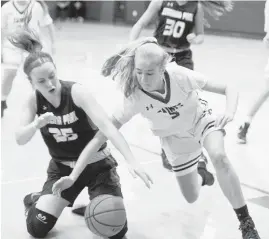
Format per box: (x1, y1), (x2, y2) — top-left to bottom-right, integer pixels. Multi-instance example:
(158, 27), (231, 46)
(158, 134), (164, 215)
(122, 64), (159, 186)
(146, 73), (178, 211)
(239, 218), (259, 238)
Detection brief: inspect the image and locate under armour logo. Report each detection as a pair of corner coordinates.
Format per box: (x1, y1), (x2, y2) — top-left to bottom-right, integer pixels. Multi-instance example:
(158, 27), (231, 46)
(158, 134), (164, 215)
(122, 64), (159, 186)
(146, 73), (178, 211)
(167, 2), (173, 7)
(36, 213), (47, 224)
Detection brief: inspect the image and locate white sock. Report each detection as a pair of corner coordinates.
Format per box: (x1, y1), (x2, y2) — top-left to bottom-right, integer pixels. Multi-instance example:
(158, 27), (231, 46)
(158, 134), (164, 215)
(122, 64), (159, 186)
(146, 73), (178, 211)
(1, 95), (7, 101)
(244, 116), (253, 124)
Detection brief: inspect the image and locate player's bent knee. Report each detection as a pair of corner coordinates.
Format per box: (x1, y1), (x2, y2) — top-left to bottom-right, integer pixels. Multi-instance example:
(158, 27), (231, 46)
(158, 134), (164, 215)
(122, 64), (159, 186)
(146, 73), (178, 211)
(26, 205), (57, 238)
(210, 151), (229, 170)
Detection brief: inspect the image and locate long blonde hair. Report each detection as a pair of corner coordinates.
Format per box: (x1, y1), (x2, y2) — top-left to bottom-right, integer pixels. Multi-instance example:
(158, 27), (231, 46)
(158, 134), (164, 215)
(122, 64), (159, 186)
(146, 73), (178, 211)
(199, 1), (234, 27)
(101, 37), (171, 98)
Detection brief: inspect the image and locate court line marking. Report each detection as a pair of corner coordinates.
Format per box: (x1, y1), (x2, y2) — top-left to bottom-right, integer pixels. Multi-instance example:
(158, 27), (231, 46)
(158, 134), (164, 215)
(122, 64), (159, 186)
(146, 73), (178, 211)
(2, 143), (269, 196)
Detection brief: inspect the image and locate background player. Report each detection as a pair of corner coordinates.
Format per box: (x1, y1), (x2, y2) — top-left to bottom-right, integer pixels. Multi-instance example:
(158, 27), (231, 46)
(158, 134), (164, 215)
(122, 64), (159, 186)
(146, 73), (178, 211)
(129, 0), (233, 170)
(97, 38), (258, 239)
(9, 29), (152, 239)
(237, 0), (269, 143)
(1, 0), (55, 117)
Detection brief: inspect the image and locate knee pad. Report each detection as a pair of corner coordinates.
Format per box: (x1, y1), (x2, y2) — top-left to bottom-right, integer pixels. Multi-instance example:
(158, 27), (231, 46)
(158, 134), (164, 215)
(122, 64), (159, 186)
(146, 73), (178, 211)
(26, 205), (58, 238)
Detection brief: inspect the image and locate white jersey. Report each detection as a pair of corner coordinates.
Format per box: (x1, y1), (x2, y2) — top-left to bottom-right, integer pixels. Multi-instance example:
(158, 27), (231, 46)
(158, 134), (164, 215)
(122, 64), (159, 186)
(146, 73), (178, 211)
(113, 62), (209, 137)
(1, 0), (53, 48)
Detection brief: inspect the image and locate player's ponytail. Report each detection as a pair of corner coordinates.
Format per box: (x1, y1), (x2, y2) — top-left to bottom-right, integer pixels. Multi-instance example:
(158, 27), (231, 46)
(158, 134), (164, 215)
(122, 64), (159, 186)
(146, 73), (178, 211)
(8, 28), (42, 54)
(199, 1), (234, 27)
(8, 28), (54, 76)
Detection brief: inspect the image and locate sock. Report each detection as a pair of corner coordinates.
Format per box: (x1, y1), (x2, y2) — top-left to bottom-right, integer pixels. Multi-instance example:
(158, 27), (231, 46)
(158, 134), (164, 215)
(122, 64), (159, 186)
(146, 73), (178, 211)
(234, 205), (250, 222)
(244, 116), (253, 124)
(1, 95), (7, 101)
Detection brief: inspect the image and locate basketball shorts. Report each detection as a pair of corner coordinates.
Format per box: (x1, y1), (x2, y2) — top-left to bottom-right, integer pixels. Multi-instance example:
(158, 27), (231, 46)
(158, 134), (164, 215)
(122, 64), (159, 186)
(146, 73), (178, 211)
(170, 49), (194, 70)
(2, 46), (26, 69)
(160, 113), (226, 176)
(41, 155), (123, 206)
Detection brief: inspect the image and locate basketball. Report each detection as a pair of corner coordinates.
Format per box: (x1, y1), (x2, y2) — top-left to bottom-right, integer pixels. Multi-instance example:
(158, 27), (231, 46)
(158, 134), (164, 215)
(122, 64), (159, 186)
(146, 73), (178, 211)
(85, 194), (127, 237)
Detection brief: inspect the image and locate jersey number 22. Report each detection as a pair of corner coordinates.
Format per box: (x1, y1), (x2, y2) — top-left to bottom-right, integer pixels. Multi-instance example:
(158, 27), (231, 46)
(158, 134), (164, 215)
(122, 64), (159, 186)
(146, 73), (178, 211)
(49, 128), (78, 143)
(163, 19), (186, 38)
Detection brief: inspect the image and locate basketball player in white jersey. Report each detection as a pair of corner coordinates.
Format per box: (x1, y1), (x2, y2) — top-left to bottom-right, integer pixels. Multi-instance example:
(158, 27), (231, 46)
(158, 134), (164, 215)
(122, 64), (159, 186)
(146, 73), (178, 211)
(1, 0), (55, 117)
(52, 38), (261, 239)
(237, 0), (269, 143)
(129, 0), (233, 170)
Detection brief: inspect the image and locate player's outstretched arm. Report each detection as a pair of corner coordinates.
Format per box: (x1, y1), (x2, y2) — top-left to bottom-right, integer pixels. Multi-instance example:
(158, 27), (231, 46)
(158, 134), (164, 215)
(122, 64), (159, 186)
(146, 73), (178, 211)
(67, 83), (152, 188)
(203, 80), (238, 128)
(187, 2), (204, 44)
(129, 0), (162, 41)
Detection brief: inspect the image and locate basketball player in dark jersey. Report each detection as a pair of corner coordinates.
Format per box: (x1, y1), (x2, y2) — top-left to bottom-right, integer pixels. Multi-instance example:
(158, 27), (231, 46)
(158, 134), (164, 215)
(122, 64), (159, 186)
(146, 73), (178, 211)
(9, 29), (152, 239)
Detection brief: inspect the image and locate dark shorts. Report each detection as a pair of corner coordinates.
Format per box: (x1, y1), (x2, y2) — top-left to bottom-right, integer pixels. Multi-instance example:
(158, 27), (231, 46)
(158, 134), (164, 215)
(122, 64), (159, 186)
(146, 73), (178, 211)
(41, 155), (123, 206)
(170, 49), (194, 70)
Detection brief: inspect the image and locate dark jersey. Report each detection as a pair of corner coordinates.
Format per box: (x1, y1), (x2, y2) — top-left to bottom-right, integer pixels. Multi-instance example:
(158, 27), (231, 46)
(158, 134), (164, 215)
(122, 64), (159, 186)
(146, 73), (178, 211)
(154, 1), (198, 50)
(36, 80), (106, 162)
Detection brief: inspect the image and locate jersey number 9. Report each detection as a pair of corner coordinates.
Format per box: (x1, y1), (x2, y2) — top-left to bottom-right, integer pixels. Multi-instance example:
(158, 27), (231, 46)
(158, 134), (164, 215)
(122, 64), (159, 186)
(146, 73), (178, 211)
(163, 18), (186, 38)
(49, 128), (78, 143)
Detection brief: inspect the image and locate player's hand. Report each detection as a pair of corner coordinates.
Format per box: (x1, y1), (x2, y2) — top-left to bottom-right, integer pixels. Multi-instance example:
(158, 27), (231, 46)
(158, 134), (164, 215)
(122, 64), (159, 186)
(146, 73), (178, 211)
(34, 112), (55, 129)
(263, 34), (269, 48)
(215, 112), (234, 128)
(127, 163), (153, 189)
(186, 33), (196, 43)
(52, 176), (75, 196)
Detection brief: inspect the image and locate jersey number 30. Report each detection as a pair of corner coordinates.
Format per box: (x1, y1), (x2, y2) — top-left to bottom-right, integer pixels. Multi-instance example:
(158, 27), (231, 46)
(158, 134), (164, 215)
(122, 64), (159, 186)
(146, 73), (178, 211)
(163, 19), (186, 38)
(49, 128), (78, 143)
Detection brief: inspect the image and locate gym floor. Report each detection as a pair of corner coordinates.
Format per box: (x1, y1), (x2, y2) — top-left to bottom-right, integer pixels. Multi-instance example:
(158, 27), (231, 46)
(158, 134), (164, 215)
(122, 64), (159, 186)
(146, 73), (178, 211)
(1, 22), (268, 239)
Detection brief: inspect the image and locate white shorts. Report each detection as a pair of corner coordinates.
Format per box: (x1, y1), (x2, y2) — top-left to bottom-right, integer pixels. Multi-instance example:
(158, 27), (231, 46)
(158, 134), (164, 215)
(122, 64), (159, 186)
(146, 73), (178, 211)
(160, 112), (225, 176)
(2, 47), (26, 69)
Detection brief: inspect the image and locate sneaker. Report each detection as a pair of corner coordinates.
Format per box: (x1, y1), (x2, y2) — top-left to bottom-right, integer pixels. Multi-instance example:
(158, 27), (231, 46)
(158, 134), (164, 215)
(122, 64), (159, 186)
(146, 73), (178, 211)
(238, 122), (250, 144)
(1, 100), (7, 118)
(239, 217), (260, 239)
(23, 192), (41, 216)
(161, 149), (172, 171)
(72, 206), (86, 216)
(198, 161), (215, 186)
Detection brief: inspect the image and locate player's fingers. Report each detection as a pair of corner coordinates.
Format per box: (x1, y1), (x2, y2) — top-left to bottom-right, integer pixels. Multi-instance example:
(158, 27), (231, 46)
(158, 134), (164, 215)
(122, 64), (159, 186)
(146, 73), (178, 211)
(147, 173), (154, 184)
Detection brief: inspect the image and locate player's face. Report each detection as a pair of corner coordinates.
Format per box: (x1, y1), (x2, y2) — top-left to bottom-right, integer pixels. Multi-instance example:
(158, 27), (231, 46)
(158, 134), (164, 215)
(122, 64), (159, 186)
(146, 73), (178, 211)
(30, 62), (60, 96)
(134, 56), (163, 92)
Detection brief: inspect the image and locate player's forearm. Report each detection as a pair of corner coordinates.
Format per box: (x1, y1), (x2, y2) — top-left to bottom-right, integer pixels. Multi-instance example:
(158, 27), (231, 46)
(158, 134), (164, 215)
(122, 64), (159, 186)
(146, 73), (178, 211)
(224, 86), (238, 116)
(129, 23), (144, 41)
(70, 131), (108, 181)
(46, 24), (55, 45)
(15, 121), (38, 145)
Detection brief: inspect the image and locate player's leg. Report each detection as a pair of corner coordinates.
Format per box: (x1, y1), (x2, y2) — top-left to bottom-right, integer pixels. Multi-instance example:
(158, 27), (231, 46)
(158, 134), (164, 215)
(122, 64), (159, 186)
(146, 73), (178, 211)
(238, 74), (269, 144)
(161, 136), (214, 203)
(71, 156), (127, 239)
(24, 160), (71, 238)
(203, 130), (260, 238)
(1, 48), (21, 117)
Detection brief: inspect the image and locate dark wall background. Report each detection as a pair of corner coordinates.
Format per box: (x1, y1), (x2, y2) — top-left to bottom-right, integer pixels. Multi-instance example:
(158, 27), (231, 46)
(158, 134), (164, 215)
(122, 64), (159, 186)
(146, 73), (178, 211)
(2, 1), (264, 37)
